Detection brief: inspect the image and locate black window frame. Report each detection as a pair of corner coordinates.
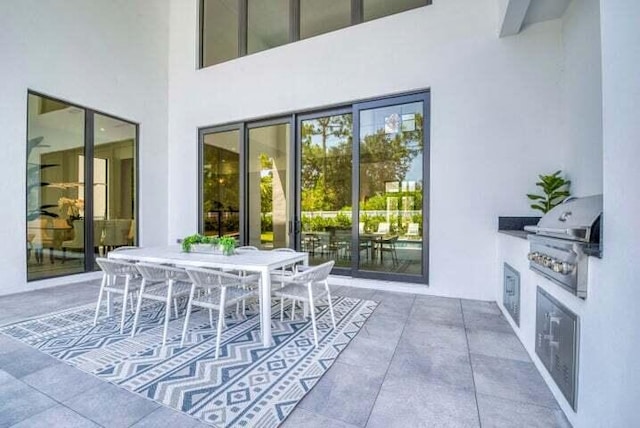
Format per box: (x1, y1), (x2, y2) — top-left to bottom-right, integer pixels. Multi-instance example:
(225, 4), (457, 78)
(26, 90), (140, 281)
(197, 89), (430, 285)
(199, 0), (432, 69)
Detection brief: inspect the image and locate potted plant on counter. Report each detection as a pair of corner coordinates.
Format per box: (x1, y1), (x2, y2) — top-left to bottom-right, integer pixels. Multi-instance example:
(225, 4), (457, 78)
(527, 170), (571, 214)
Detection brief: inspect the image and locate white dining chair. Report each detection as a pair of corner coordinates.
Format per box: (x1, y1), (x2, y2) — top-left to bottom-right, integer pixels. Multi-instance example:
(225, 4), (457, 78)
(131, 262), (193, 346)
(94, 258), (143, 334)
(273, 260), (336, 347)
(181, 268), (260, 359)
(236, 245), (259, 251)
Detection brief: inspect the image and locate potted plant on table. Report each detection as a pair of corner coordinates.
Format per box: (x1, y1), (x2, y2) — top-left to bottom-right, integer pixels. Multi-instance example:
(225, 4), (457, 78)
(218, 236), (237, 256)
(181, 234), (220, 253)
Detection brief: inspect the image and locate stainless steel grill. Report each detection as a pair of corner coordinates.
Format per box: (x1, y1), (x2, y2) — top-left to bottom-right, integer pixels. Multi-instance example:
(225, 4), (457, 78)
(525, 195), (602, 299)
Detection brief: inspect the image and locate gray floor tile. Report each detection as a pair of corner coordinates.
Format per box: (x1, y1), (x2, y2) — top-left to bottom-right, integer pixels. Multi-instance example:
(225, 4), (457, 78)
(0, 371), (58, 428)
(414, 294), (462, 309)
(366, 377), (480, 428)
(408, 301), (464, 328)
(471, 354), (558, 409)
(466, 329), (530, 362)
(63, 383), (159, 428)
(130, 406), (206, 427)
(299, 361), (385, 427)
(369, 292), (415, 320)
(9, 405), (100, 428)
(0, 346), (59, 379)
(401, 321), (468, 353)
(335, 334), (396, 373)
(387, 340), (475, 390)
(356, 313), (406, 348)
(0, 334), (33, 355)
(282, 408), (360, 428)
(463, 311), (513, 334)
(461, 299), (501, 315)
(334, 286), (376, 300)
(476, 393), (571, 428)
(22, 363), (105, 402)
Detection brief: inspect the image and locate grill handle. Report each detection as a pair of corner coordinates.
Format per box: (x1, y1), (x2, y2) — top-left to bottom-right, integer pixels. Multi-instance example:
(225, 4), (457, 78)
(524, 225), (589, 240)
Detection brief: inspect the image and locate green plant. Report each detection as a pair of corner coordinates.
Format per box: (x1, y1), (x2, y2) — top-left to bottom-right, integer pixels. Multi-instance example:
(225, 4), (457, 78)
(219, 236), (236, 255)
(181, 233), (219, 252)
(527, 170), (571, 214)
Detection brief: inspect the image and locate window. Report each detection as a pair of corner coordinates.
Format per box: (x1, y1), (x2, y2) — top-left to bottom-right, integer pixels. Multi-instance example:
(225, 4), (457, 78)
(200, 0), (431, 68)
(198, 91), (430, 284)
(26, 92), (138, 281)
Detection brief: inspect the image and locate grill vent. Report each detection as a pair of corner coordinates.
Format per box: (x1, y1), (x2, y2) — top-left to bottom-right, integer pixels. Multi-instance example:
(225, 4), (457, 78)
(503, 263), (520, 326)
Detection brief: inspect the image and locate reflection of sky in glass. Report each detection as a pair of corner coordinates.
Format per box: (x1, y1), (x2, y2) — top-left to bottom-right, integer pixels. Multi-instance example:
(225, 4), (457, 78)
(360, 102), (423, 182)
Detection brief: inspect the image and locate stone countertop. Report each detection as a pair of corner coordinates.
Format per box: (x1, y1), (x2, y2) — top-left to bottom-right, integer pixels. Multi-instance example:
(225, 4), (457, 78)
(498, 230), (532, 240)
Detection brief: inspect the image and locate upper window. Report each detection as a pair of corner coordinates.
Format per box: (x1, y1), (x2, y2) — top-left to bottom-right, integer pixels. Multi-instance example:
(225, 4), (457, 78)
(200, 0), (431, 68)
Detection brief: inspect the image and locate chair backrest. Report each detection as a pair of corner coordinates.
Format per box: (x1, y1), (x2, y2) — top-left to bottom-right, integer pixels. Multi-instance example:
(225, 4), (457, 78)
(136, 262), (189, 282)
(377, 222), (390, 234)
(185, 267), (245, 289)
(63, 219), (84, 247)
(358, 222), (365, 234)
(96, 257), (139, 277)
(295, 260), (334, 284)
(271, 247), (296, 253)
(236, 245), (258, 251)
(111, 246), (140, 252)
(407, 223), (420, 236)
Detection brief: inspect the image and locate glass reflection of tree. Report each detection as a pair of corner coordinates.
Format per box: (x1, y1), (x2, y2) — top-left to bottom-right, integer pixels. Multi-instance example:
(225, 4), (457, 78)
(203, 144), (240, 236)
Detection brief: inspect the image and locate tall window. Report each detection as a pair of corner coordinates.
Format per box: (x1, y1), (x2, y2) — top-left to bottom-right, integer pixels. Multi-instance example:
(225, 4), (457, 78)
(200, 0), (431, 68)
(26, 93), (138, 281)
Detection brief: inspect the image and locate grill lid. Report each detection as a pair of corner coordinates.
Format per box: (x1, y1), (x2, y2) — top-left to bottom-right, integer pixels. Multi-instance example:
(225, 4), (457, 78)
(524, 194), (602, 242)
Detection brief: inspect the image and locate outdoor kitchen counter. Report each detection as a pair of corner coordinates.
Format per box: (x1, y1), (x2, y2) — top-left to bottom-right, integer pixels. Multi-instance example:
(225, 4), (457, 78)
(498, 230), (533, 240)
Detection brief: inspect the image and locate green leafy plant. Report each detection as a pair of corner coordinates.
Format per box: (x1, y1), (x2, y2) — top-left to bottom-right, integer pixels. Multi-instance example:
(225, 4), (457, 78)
(218, 236), (236, 256)
(527, 170), (571, 214)
(181, 233), (219, 252)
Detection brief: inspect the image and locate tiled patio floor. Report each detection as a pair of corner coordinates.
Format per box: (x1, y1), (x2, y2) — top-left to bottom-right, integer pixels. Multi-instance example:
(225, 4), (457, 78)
(0, 280), (570, 428)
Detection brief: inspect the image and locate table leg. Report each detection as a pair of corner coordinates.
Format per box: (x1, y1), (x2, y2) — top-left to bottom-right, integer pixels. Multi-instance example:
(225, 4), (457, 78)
(260, 268), (272, 347)
(302, 254), (310, 318)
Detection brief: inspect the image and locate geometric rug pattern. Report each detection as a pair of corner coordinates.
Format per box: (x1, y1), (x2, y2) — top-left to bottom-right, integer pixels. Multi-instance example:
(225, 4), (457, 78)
(0, 295), (377, 427)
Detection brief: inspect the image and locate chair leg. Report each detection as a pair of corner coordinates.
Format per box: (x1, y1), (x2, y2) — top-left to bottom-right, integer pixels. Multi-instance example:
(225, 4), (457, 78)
(173, 298), (179, 319)
(215, 287), (227, 360)
(93, 274), (107, 326)
(131, 279), (147, 337)
(120, 276), (130, 334)
(162, 280), (173, 346)
(180, 284), (196, 347)
(209, 309), (214, 329)
(280, 297), (285, 322)
(325, 280), (336, 329)
(308, 285), (319, 347)
(291, 300), (296, 320)
(106, 288), (112, 317)
(129, 291), (135, 313)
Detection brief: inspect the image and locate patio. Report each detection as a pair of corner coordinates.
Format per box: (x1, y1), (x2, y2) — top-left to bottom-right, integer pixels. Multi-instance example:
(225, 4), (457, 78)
(0, 280), (567, 427)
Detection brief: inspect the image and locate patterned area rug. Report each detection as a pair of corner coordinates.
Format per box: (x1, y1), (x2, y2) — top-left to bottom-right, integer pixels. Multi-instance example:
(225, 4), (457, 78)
(1, 295), (377, 427)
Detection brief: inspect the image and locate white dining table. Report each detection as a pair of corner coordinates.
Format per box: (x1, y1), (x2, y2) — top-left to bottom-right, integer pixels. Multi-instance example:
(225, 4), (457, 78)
(107, 245), (309, 347)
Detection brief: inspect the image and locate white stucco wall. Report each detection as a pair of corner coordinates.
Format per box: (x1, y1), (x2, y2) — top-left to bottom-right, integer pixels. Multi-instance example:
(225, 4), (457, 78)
(561, 0), (603, 196)
(0, 0), (170, 295)
(168, 0), (568, 301)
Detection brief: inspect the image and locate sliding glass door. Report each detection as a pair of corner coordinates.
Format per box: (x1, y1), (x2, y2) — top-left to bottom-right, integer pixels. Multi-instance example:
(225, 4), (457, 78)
(354, 93), (428, 281)
(26, 92), (138, 281)
(247, 120), (292, 249)
(198, 91), (429, 283)
(298, 110), (353, 270)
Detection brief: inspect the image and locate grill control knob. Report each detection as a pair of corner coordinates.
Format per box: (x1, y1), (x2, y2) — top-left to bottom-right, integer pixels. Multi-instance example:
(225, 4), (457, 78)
(527, 252), (539, 261)
(551, 261), (574, 275)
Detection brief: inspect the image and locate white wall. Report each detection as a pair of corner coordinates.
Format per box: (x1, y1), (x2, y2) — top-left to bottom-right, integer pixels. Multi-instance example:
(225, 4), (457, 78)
(0, 0), (170, 296)
(588, 0), (640, 425)
(168, 0), (567, 300)
(561, 0), (603, 196)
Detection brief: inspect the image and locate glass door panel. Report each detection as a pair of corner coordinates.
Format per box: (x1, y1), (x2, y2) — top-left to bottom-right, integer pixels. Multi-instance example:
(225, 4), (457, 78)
(202, 130), (241, 237)
(93, 114), (137, 263)
(26, 94), (85, 280)
(358, 100), (424, 276)
(299, 113), (352, 268)
(247, 123), (291, 249)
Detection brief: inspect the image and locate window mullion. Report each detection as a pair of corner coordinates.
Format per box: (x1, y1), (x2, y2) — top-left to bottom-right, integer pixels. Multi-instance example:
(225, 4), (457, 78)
(239, 0), (247, 57)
